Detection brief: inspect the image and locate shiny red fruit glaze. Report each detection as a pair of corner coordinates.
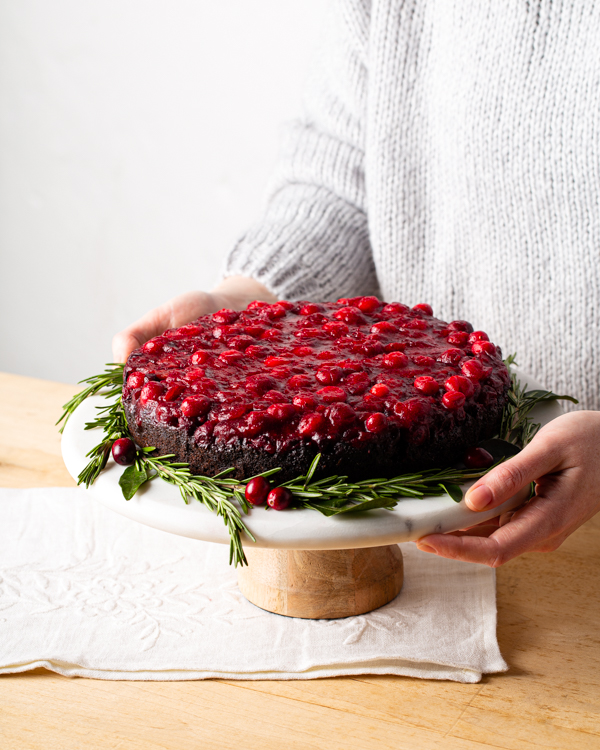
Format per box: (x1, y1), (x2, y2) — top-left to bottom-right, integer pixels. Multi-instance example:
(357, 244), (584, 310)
(112, 438), (137, 466)
(463, 447), (495, 469)
(267, 487), (293, 510)
(442, 391), (466, 410)
(448, 320), (474, 333)
(244, 476), (271, 506)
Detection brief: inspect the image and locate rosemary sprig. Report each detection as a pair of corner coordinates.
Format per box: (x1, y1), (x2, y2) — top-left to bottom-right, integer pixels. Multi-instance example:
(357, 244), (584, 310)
(499, 355), (578, 446)
(56, 363), (125, 433)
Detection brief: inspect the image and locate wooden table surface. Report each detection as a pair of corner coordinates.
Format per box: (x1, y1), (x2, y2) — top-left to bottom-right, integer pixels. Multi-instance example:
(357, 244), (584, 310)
(1, 371), (599, 749)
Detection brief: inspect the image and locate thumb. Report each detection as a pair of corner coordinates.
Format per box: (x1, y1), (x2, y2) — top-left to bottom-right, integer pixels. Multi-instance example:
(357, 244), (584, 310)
(465, 435), (561, 512)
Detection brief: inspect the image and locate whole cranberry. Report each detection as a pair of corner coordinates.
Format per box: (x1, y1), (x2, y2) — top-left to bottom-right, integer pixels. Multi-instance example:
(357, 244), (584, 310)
(414, 376), (440, 396)
(442, 391), (466, 410)
(112, 438), (136, 466)
(245, 477), (271, 506)
(267, 487), (293, 510)
(365, 412), (388, 433)
(413, 303), (433, 316)
(463, 447), (494, 469)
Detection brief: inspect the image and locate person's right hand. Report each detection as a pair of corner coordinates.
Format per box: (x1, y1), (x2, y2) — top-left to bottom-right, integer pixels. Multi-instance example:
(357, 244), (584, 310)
(112, 276), (276, 363)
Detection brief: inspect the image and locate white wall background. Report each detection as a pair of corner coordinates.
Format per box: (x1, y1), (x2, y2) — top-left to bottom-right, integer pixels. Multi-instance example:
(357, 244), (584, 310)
(0, 0), (325, 384)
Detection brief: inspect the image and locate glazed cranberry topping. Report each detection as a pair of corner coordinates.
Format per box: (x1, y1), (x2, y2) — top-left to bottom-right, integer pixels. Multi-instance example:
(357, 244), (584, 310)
(124, 297), (508, 457)
(245, 476), (271, 506)
(112, 437), (137, 466)
(463, 447), (495, 469)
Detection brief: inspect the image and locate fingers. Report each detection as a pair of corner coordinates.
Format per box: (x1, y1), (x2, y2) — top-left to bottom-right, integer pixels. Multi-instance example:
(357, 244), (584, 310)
(112, 304), (174, 363)
(111, 291), (216, 363)
(464, 434), (563, 512)
(416, 484), (573, 565)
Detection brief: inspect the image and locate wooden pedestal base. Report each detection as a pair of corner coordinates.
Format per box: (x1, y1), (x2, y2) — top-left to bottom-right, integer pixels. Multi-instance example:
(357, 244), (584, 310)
(237, 545), (404, 619)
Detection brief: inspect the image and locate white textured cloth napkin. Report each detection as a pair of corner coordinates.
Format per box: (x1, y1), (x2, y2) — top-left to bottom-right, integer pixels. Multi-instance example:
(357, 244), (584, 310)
(0, 488), (507, 683)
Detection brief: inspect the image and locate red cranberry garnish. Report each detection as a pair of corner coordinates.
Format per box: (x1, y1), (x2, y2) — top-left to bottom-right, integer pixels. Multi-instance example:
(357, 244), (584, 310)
(326, 403), (356, 428)
(247, 300), (269, 310)
(191, 350), (210, 365)
(461, 359), (486, 380)
(444, 375), (475, 396)
(413, 303), (433, 316)
(293, 393), (319, 410)
(406, 318), (428, 330)
(213, 309), (240, 324)
(323, 321), (349, 338)
(181, 396), (210, 417)
(365, 412), (387, 433)
(219, 350), (244, 365)
(316, 366), (343, 385)
(143, 338), (165, 355)
(442, 391), (466, 410)
(332, 307), (366, 326)
(357, 296), (381, 313)
(164, 384), (185, 402)
(127, 372), (145, 389)
(370, 321), (398, 335)
(370, 383), (390, 397)
(139, 382), (164, 405)
(411, 355), (435, 366)
(244, 476), (271, 506)
(382, 302), (409, 315)
(472, 341), (497, 356)
(382, 352), (408, 369)
(267, 403), (296, 421)
(298, 413), (327, 437)
(463, 447), (494, 469)
(317, 386), (347, 403)
(287, 374), (312, 389)
(112, 438), (136, 466)
(447, 331), (469, 346)
(448, 320), (474, 333)
(299, 303), (322, 315)
(439, 348), (463, 365)
(267, 487), (293, 510)
(264, 304), (287, 320)
(414, 376), (440, 395)
(293, 346), (314, 357)
(468, 331), (489, 343)
(344, 372), (370, 395)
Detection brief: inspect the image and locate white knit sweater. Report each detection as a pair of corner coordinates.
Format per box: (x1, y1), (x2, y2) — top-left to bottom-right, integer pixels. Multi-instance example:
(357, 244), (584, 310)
(225, 0), (600, 410)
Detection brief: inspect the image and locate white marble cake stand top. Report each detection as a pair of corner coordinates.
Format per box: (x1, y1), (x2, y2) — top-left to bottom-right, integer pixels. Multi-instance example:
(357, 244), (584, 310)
(61, 370), (562, 550)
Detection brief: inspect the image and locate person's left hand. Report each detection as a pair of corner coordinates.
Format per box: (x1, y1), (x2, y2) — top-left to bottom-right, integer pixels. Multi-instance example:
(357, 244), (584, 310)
(415, 410), (600, 566)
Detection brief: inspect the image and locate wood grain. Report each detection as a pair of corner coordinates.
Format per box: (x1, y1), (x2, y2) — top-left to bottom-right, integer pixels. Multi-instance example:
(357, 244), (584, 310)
(0, 371), (599, 749)
(237, 545), (404, 618)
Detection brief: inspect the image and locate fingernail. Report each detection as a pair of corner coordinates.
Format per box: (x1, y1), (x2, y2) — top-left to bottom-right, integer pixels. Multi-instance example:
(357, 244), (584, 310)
(416, 542), (437, 554)
(466, 484), (493, 511)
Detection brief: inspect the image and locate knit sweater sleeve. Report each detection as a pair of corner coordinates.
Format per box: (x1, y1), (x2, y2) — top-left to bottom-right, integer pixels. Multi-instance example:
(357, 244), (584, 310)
(224, 0), (378, 302)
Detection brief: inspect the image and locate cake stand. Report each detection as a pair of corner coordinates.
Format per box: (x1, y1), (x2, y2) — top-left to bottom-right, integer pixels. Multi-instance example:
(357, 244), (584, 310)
(61, 370), (561, 619)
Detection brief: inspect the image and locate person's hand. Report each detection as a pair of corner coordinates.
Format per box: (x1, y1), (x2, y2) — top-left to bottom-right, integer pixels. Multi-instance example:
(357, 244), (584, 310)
(416, 410), (600, 567)
(112, 276), (277, 363)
